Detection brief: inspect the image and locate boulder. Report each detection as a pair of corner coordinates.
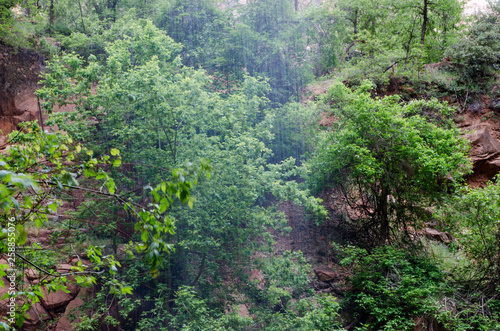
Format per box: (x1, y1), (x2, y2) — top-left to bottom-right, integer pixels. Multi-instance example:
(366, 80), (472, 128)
(13, 110), (36, 123)
(64, 275), (80, 297)
(465, 124), (500, 161)
(56, 264), (73, 274)
(26, 269), (39, 280)
(40, 287), (74, 310)
(423, 228), (454, 243)
(23, 302), (51, 331)
(0, 93), (23, 117)
(67, 257), (92, 269)
(314, 266), (337, 282)
(27, 228), (53, 246)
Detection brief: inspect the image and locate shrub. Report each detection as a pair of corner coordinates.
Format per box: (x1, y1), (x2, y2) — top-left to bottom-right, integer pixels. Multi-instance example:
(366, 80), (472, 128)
(339, 245), (443, 331)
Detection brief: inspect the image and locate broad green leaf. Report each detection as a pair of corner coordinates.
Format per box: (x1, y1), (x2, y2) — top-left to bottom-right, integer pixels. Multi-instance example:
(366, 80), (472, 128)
(48, 202), (57, 213)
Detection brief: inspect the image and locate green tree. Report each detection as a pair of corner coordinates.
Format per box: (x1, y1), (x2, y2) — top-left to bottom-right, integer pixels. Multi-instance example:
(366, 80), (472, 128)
(155, 0), (231, 70)
(37, 17), (325, 329)
(445, 1), (500, 80)
(308, 80), (470, 244)
(394, 0), (461, 61)
(224, 0), (315, 103)
(337, 0), (462, 68)
(303, 3), (342, 76)
(265, 101), (319, 164)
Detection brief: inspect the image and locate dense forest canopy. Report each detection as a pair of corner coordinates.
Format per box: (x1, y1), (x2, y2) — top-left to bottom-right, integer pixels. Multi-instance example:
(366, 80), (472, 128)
(0, 0), (500, 330)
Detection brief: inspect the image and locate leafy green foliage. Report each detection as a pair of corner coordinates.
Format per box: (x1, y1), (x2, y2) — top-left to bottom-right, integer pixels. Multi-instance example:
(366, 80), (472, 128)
(0, 0), (18, 41)
(7, 0), (498, 329)
(255, 251), (312, 310)
(247, 251), (344, 330)
(339, 245), (443, 331)
(437, 180), (500, 283)
(308, 80), (470, 244)
(0, 0), (39, 47)
(0, 121), (207, 327)
(445, 2), (500, 80)
(337, 0), (461, 78)
(258, 294), (344, 331)
(127, 163), (211, 277)
(0, 122), (119, 224)
(265, 102), (319, 164)
(36, 15), (326, 330)
(155, 0), (230, 70)
(303, 4), (342, 76)
(0, 122), (122, 325)
(226, 0), (315, 103)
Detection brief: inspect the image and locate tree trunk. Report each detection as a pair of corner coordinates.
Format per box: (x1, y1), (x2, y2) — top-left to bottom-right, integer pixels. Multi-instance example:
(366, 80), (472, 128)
(49, 0), (54, 26)
(405, 17), (417, 67)
(354, 9), (358, 35)
(107, 0), (119, 22)
(420, 0), (428, 45)
(379, 181), (390, 245)
(77, 0), (86, 33)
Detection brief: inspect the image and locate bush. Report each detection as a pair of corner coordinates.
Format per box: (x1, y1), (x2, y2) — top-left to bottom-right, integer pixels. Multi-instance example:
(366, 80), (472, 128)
(339, 245), (444, 331)
(437, 180), (500, 284)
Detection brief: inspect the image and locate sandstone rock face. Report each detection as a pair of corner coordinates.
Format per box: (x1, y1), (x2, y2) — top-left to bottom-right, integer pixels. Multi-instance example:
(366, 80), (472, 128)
(26, 228), (54, 247)
(55, 296), (85, 331)
(314, 266), (337, 282)
(64, 275), (81, 297)
(0, 46), (44, 135)
(465, 124), (500, 161)
(40, 288), (75, 311)
(0, 92), (23, 117)
(464, 123), (500, 184)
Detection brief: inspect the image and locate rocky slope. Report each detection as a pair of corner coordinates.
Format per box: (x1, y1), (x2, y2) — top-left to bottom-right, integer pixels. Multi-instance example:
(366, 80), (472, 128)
(0, 46), (43, 141)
